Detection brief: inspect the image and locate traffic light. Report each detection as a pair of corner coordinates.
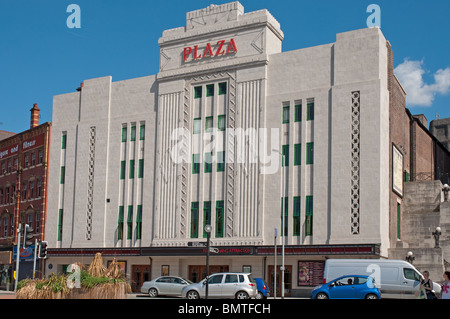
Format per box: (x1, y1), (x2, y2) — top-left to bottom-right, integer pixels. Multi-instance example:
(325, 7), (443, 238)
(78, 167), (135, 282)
(39, 241), (48, 259)
(23, 224), (34, 248)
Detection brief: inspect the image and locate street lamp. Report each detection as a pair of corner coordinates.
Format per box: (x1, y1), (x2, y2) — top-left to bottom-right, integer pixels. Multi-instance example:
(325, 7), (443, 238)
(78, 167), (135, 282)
(406, 251), (415, 264)
(204, 224), (212, 299)
(432, 226), (442, 248)
(272, 148), (286, 299)
(443, 184), (450, 202)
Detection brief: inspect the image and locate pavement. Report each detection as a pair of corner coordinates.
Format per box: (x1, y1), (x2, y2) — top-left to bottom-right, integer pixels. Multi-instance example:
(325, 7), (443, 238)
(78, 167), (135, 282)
(0, 290), (15, 299)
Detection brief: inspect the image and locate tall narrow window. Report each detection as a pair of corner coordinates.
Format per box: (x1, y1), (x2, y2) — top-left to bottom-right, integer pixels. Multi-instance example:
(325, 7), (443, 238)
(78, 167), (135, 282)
(282, 145), (289, 167)
(295, 104), (302, 122)
(122, 126), (127, 142)
(281, 197), (288, 236)
(62, 133), (67, 149)
(60, 166), (65, 184)
(306, 142), (314, 165)
(307, 102), (314, 121)
(193, 118), (201, 134)
(206, 84), (214, 97)
(282, 105), (290, 124)
(120, 161), (126, 180)
(294, 143), (301, 166)
(140, 124), (145, 140)
(57, 209), (63, 241)
(138, 159), (144, 178)
(127, 206), (133, 240)
(216, 201), (224, 238)
(205, 116), (213, 132)
(218, 82), (227, 95)
(194, 86), (202, 99)
(129, 159), (135, 179)
(305, 195), (313, 236)
(136, 205), (142, 240)
(218, 115), (226, 131)
(217, 151), (225, 172)
(118, 206), (124, 240)
(191, 202), (199, 238)
(192, 154), (200, 174)
(130, 126), (136, 141)
(293, 196), (301, 236)
(203, 201), (211, 238)
(204, 152), (212, 173)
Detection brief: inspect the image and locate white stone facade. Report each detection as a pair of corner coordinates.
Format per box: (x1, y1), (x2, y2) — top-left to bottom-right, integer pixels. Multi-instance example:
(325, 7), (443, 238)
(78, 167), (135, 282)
(45, 2), (393, 291)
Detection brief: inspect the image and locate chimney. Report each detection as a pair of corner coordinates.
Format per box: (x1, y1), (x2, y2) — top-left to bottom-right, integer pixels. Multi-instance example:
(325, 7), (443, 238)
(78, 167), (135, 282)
(30, 103), (40, 129)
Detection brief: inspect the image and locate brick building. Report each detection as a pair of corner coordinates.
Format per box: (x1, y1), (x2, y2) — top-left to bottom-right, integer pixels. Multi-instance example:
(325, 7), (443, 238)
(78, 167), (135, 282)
(0, 105), (51, 289)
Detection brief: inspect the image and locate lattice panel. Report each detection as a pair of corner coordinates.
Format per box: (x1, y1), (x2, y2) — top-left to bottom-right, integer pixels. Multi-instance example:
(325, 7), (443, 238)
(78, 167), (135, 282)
(351, 91), (360, 235)
(86, 126), (96, 240)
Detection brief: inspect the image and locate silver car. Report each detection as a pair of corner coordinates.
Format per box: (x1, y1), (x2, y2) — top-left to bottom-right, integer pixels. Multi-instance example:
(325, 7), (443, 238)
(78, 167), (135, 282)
(141, 276), (193, 298)
(181, 272), (257, 299)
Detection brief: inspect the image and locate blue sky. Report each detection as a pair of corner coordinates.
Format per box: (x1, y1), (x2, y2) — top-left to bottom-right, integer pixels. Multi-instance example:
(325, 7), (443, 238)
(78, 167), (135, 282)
(1, 0), (449, 133)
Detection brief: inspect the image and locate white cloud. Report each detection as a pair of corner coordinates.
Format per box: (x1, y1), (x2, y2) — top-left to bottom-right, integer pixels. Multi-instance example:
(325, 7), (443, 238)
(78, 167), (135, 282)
(394, 59), (450, 107)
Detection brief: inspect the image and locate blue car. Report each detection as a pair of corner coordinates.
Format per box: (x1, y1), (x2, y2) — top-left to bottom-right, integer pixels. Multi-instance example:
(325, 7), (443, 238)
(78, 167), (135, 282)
(254, 278), (270, 299)
(311, 275), (381, 299)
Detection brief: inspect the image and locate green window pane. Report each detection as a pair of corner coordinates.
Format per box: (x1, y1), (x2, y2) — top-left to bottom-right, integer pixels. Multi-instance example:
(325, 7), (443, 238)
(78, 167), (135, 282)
(306, 142), (314, 165)
(203, 201), (211, 238)
(129, 159), (135, 179)
(280, 197), (288, 236)
(60, 166), (65, 184)
(193, 118), (201, 134)
(216, 201), (224, 238)
(204, 152), (212, 173)
(218, 82), (227, 95)
(120, 161), (126, 180)
(294, 143), (301, 166)
(192, 154), (200, 174)
(295, 104), (302, 122)
(194, 86), (202, 99)
(127, 206), (133, 240)
(205, 116), (213, 132)
(191, 202), (199, 238)
(217, 151), (225, 172)
(122, 126), (127, 142)
(307, 102), (314, 121)
(293, 197), (300, 236)
(282, 106), (290, 124)
(58, 209), (63, 241)
(218, 115), (226, 131)
(136, 205), (142, 240)
(130, 126), (136, 141)
(118, 206), (124, 240)
(206, 84), (214, 97)
(282, 145), (289, 167)
(140, 125), (145, 140)
(305, 215), (313, 236)
(62, 133), (67, 149)
(138, 159), (144, 178)
(305, 196), (313, 216)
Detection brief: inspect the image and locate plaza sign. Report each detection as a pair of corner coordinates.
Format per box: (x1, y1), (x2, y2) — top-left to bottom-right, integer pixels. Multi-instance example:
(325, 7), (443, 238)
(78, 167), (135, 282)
(183, 39), (238, 62)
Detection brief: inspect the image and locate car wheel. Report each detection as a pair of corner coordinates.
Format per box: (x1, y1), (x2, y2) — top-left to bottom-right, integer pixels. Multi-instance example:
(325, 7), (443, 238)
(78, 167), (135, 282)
(255, 292), (264, 299)
(235, 291), (249, 299)
(316, 292), (329, 299)
(186, 290), (200, 299)
(148, 288), (158, 298)
(365, 293), (379, 299)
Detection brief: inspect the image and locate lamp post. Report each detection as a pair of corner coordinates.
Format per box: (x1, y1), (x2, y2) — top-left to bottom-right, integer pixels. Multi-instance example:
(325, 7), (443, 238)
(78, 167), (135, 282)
(432, 227), (442, 248)
(443, 184), (450, 202)
(272, 148), (286, 299)
(204, 224), (212, 299)
(406, 251), (415, 264)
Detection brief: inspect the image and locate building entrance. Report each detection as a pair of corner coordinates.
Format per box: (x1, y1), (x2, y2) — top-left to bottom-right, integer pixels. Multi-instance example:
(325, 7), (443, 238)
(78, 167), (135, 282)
(132, 265), (151, 292)
(188, 265), (229, 283)
(268, 265), (292, 297)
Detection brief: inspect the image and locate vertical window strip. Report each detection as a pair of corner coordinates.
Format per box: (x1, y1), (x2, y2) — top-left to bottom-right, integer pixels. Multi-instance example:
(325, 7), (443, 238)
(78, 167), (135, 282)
(294, 143), (301, 166)
(138, 159), (144, 178)
(216, 200), (224, 238)
(129, 159), (135, 179)
(60, 166), (65, 184)
(191, 202), (199, 238)
(120, 161), (126, 180)
(282, 145), (289, 167)
(122, 126), (127, 142)
(118, 206), (124, 240)
(282, 105), (290, 123)
(130, 126), (136, 141)
(293, 196), (301, 236)
(307, 102), (314, 121)
(206, 84), (214, 97)
(217, 151), (225, 172)
(218, 82), (227, 95)
(203, 201), (211, 238)
(306, 142), (314, 165)
(192, 154), (200, 174)
(218, 115), (226, 131)
(305, 195), (313, 236)
(127, 205), (133, 240)
(136, 205), (142, 240)
(194, 86), (202, 99)
(140, 124), (145, 141)
(57, 209), (63, 241)
(204, 152), (212, 173)
(61, 133), (67, 149)
(281, 197), (288, 236)
(294, 104), (302, 122)
(193, 118), (201, 134)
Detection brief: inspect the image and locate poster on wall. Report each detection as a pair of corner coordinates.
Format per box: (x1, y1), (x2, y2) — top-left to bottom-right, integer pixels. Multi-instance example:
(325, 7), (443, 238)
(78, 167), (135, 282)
(298, 261), (324, 286)
(392, 144), (404, 197)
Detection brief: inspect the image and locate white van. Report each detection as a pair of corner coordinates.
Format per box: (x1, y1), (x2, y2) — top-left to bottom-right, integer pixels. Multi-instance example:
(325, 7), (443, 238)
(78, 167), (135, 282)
(324, 259), (441, 299)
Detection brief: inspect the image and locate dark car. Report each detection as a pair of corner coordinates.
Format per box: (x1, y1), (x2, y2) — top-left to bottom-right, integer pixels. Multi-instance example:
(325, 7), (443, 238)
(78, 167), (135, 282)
(254, 278), (270, 299)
